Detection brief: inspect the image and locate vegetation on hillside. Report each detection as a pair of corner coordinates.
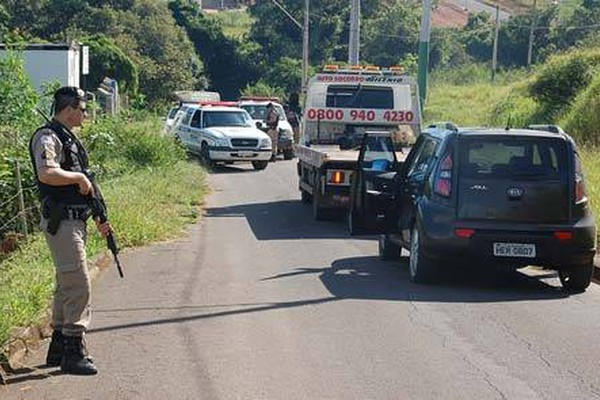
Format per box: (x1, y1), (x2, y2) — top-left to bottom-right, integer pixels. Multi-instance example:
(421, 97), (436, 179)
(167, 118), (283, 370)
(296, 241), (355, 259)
(1, 0), (205, 106)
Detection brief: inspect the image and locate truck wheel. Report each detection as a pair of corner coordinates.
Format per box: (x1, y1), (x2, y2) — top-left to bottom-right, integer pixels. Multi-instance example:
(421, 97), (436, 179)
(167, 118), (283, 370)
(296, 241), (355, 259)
(379, 234), (401, 260)
(312, 187), (325, 220)
(409, 225), (437, 283)
(252, 161), (268, 170)
(200, 142), (214, 168)
(283, 149), (294, 160)
(301, 190), (312, 204)
(347, 210), (364, 236)
(559, 264), (593, 292)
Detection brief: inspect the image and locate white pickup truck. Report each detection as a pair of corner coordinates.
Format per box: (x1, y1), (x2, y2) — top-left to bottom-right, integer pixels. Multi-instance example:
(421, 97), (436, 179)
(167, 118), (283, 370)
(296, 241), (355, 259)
(173, 102), (273, 170)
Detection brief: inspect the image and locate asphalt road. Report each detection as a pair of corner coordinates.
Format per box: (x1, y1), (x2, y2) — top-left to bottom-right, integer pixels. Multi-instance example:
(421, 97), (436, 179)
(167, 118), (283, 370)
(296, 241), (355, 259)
(3, 159), (600, 400)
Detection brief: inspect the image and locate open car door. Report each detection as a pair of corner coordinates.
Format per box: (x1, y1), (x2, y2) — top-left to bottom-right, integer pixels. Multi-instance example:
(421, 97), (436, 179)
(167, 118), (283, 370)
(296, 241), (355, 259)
(347, 131), (401, 235)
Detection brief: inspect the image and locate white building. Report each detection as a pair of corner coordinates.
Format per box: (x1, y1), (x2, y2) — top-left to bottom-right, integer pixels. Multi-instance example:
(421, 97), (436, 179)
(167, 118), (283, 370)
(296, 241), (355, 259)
(0, 42), (82, 92)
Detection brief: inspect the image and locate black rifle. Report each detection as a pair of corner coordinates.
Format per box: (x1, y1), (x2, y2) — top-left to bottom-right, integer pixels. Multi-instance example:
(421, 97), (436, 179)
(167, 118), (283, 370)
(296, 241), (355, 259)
(35, 108), (124, 278)
(87, 186), (124, 278)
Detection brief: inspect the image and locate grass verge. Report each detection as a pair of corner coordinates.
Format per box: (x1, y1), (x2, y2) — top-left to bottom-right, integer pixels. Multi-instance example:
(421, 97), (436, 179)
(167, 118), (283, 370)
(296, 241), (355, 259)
(0, 160), (207, 352)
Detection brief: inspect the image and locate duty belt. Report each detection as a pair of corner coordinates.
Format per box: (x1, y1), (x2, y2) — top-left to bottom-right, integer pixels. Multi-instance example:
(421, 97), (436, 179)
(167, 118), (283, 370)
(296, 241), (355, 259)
(62, 206), (91, 221)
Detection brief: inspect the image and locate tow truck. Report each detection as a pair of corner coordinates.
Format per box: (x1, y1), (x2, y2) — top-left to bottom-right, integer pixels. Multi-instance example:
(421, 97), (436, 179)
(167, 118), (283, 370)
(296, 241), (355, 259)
(296, 64), (422, 220)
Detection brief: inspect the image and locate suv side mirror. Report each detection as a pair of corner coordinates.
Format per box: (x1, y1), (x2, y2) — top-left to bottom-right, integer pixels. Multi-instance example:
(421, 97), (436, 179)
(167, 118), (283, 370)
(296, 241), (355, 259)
(256, 121), (264, 129)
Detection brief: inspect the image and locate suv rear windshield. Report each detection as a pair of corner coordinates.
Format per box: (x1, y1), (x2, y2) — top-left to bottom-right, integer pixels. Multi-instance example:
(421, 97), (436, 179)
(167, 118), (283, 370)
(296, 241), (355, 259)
(458, 136), (567, 179)
(326, 85), (393, 109)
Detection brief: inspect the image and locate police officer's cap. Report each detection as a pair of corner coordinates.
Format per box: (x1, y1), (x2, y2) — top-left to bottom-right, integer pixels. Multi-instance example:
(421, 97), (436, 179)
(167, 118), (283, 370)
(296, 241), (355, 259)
(54, 86), (86, 103)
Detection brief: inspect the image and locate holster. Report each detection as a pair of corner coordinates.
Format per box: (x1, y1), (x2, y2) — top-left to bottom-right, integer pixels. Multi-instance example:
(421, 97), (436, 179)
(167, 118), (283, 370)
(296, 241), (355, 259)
(42, 197), (64, 236)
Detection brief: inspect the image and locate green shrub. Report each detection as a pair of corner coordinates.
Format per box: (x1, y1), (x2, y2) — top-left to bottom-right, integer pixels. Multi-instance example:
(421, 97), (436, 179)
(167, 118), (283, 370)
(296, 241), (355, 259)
(81, 114), (186, 177)
(529, 48), (600, 119)
(489, 85), (539, 128)
(560, 73), (600, 144)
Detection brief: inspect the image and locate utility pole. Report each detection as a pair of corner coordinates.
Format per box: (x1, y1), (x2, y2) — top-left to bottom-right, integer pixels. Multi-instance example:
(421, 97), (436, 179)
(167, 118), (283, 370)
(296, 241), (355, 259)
(268, 0), (309, 97)
(348, 0), (360, 65)
(491, 5), (500, 82)
(417, 0), (432, 107)
(302, 0), (310, 96)
(527, 0), (537, 66)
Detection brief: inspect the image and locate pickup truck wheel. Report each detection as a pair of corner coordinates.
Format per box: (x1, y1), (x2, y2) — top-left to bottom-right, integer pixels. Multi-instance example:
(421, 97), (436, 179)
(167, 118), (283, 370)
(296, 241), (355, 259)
(301, 190), (312, 204)
(312, 187), (325, 220)
(347, 210), (364, 236)
(379, 234), (401, 260)
(283, 149), (294, 160)
(252, 161), (268, 170)
(200, 142), (214, 167)
(409, 226), (437, 283)
(559, 264), (593, 292)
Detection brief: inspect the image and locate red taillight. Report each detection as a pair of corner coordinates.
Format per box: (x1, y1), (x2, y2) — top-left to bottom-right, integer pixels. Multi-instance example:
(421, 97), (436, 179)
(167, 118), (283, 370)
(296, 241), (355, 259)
(554, 231), (573, 241)
(574, 155), (588, 204)
(327, 170), (346, 185)
(434, 152), (453, 198)
(455, 228), (474, 238)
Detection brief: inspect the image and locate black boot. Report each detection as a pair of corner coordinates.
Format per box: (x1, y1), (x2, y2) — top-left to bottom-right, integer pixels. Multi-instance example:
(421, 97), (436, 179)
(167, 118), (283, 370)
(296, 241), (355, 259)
(46, 330), (63, 366)
(60, 335), (98, 375)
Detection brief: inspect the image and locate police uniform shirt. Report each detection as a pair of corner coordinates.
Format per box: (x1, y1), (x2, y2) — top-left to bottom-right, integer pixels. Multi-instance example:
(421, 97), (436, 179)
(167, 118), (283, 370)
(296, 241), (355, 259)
(31, 128), (62, 174)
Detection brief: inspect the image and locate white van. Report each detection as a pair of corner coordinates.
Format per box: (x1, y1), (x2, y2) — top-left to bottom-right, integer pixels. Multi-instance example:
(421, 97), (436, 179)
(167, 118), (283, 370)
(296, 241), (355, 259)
(174, 103), (273, 170)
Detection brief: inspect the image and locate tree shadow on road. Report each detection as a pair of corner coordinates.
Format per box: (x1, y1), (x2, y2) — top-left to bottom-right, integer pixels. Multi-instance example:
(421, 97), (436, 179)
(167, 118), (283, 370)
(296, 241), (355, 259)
(314, 255), (570, 303)
(204, 199), (362, 241)
(260, 255), (570, 303)
(88, 256), (570, 336)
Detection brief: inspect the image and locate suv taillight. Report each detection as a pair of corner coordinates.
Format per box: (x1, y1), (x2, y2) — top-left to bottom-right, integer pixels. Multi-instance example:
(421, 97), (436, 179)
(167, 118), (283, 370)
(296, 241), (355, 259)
(434, 151), (453, 198)
(575, 155), (588, 204)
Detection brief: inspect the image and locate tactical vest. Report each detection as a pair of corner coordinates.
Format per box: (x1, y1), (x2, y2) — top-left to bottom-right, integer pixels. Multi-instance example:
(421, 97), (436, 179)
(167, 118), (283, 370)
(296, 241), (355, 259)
(29, 120), (90, 205)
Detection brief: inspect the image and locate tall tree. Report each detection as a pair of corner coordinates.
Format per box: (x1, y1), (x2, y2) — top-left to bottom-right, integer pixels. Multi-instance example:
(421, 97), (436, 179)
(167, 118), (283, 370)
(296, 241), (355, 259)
(169, 0), (258, 100)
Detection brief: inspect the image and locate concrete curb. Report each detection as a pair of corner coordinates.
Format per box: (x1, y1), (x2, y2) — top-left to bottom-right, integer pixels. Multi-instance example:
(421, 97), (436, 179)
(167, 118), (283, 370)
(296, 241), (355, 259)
(0, 251), (112, 383)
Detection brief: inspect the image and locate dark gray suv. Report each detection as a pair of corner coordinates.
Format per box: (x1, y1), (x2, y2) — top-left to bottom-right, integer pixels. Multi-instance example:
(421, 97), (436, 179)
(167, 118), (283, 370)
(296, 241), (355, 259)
(348, 124), (597, 291)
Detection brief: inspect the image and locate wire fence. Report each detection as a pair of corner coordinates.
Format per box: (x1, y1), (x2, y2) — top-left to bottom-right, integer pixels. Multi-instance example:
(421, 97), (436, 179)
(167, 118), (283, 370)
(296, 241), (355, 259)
(0, 160), (40, 248)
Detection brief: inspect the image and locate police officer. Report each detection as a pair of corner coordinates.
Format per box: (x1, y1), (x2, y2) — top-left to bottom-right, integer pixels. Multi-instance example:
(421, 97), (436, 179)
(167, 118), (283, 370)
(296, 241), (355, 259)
(29, 87), (111, 375)
(265, 102), (279, 161)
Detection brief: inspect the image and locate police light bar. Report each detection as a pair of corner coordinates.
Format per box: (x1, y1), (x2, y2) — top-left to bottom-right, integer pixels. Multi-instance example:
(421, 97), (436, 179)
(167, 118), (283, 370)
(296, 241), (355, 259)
(321, 64), (405, 76)
(238, 96), (281, 103)
(199, 101), (237, 107)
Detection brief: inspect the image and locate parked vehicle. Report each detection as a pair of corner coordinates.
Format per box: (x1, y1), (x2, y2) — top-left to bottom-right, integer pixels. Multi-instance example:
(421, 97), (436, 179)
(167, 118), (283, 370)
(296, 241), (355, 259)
(296, 64), (421, 220)
(163, 106), (180, 134)
(349, 124), (597, 291)
(238, 97), (295, 160)
(173, 102), (273, 170)
(164, 91), (222, 135)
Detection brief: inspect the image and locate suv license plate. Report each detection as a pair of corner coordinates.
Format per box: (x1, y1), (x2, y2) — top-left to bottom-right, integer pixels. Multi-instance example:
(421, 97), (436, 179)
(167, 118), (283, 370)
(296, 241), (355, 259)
(238, 151), (254, 157)
(493, 243), (536, 258)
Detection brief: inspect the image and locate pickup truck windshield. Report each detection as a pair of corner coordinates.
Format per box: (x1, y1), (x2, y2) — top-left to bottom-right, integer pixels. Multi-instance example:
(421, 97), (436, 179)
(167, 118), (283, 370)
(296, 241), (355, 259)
(203, 111), (253, 128)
